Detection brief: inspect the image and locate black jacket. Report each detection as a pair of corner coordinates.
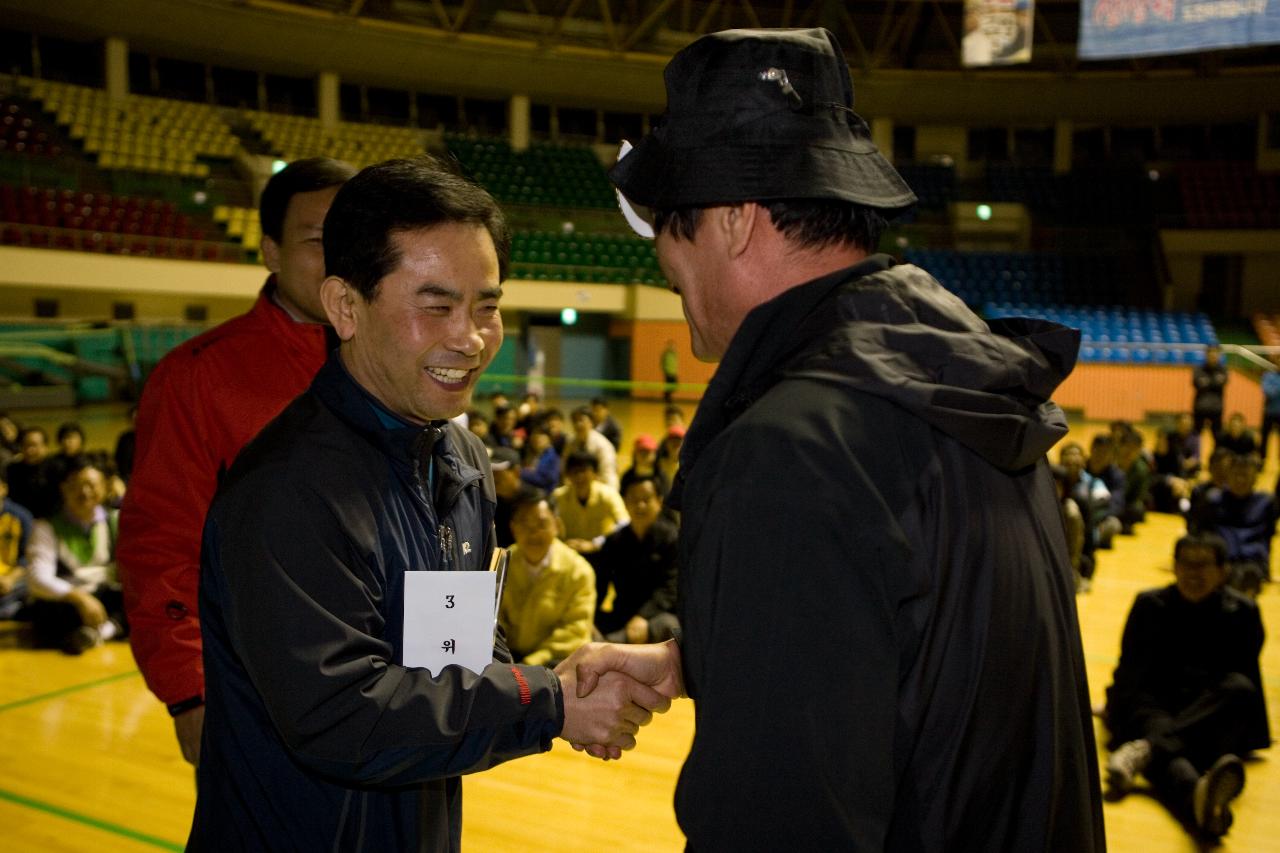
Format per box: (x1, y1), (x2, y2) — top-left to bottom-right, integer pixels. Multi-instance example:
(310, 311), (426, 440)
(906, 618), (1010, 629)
(191, 354), (563, 852)
(670, 256), (1104, 852)
(1105, 583), (1268, 752)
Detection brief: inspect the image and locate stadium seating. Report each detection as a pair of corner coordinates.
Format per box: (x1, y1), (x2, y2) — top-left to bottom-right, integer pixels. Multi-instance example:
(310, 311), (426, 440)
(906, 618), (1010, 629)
(446, 135), (616, 210)
(0, 183), (241, 260)
(1178, 162), (1280, 229)
(212, 204), (261, 252)
(247, 111), (423, 168)
(983, 303), (1218, 364)
(23, 78), (237, 178)
(903, 248), (1131, 308)
(0, 99), (62, 157)
(509, 230), (663, 285)
(895, 164), (956, 212)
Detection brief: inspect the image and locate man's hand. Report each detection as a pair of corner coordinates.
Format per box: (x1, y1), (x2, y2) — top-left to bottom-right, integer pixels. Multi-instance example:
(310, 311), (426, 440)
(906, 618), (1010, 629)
(572, 639), (684, 702)
(66, 588), (107, 628)
(625, 615), (650, 645)
(555, 641), (684, 759)
(173, 705), (205, 767)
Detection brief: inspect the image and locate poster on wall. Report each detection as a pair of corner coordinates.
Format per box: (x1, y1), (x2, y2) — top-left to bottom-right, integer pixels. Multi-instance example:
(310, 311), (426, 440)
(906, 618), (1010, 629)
(1079, 0), (1280, 59)
(963, 0), (1036, 66)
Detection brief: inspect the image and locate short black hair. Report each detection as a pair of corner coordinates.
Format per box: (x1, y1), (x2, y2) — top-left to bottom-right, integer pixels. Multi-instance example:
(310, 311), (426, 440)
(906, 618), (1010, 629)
(1174, 532), (1227, 567)
(565, 449), (599, 473)
(571, 405), (593, 422)
(621, 470), (665, 500)
(323, 156), (509, 302)
(509, 491), (552, 525)
(56, 421), (83, 443)
(58, 457), (103, 486)
(590, 397), (608, 408)
(654, 199), (887, 253)
(259, 157), (356, 243)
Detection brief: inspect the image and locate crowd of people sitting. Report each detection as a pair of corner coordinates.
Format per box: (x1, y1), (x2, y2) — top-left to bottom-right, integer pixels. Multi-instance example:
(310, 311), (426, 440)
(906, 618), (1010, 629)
(0, 412), (135, 654)
(1058, 404), (1277, 842)
(466, 391), (685, 666)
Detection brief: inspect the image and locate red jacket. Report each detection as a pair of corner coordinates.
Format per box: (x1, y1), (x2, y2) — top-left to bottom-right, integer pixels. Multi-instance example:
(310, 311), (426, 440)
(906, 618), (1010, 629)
(119, 281), (329, 706)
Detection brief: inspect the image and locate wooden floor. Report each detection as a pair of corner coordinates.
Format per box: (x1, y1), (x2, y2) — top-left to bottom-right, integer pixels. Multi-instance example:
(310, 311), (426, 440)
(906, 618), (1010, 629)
(2, 405), (1278, 852)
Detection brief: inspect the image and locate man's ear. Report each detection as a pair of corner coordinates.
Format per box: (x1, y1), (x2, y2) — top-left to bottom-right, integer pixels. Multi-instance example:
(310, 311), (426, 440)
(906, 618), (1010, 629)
(320, 276), (358, 341)
(714, 203), (760, 259)
(260, 235), (281, 275)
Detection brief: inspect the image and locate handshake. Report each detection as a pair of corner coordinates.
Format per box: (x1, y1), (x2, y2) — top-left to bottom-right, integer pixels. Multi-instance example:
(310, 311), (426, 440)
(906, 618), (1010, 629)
(554, 639), (684, 760)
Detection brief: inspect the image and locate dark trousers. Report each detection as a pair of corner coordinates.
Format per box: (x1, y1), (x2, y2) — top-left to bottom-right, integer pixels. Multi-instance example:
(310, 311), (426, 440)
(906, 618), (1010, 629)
(663, 372), (677, 404)
(1138, 674), (1258, 823)
(28, 582), (127, 649)
(1194, 410), (1222, 440)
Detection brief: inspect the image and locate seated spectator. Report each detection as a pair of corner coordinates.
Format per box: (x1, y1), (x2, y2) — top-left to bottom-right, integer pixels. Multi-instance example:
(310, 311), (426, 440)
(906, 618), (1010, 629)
(497, 494), (595, 667)
(47, 421), (88, 488)
(490, 405), (522, 450)
(0, 470), (33, 620)
(0, 412), (19, 472)
(6, 427), (60, 518)
(491, 447), (538, 550)
(1059, 441), (1110, 588)
(1150, 427), (1192, 514)
(515, 391), (543, 434)
(1115, 427), (1151, 533)
(623, 434), (658, 482)
(1193, 453), (1279, 597)
(1103, 533), (1267, 842)
(1215, 413), (1258, 458)
(113, 406), (138, 484)
(1171, 412), (1202, 478)
(663, 404), (686, 431)
(593, 473), (679, 644)
(553, 451), (628, 555)
(562, 406), (619, 489)
(1050, 465), (1086, 583)
(542, 407), (568, 456)
(466, 410), (496, 448)
(657, 424), (685, 496)
(589, 397), (623, 451)
(1187, 446), (1235, 525)
(1086, 434), (1125, 549)
(520, 422), (561, 492)
(26, 462), (127, 654)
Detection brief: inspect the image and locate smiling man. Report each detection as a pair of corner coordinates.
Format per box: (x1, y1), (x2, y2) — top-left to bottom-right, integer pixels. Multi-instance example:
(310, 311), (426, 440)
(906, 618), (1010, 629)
(1104, 532), (1269, 841)
(190, 158), (680, 852)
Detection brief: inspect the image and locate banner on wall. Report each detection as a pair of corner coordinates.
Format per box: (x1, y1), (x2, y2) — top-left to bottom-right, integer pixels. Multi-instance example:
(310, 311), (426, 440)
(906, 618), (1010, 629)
(1079, 0), (1280, 59)
(962, 0), (1035, 66)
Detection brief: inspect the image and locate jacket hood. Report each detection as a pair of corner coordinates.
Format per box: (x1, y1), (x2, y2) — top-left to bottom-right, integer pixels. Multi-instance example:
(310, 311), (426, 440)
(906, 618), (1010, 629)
(788, 263), (1077, 472)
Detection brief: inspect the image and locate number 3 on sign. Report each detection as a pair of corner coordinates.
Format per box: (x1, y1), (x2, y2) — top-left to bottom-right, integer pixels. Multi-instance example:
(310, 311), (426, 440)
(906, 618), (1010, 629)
(402, 571), (497, 675)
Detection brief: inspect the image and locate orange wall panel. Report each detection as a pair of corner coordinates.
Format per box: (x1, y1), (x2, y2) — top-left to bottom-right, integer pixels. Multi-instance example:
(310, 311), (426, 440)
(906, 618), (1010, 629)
(1054, 364), (1263, 425)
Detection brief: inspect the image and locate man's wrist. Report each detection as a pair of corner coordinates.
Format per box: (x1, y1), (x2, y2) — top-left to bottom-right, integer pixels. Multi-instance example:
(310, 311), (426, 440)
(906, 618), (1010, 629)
(167, 695), (205, 717)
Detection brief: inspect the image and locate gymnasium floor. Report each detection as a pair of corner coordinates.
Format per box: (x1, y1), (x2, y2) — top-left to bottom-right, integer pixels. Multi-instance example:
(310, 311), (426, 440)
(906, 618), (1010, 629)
(1, 402), (1277, 851)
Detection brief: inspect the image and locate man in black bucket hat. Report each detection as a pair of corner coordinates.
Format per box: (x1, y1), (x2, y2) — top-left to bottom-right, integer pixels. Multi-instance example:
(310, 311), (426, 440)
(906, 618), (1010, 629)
(593, 27), (1105, 851)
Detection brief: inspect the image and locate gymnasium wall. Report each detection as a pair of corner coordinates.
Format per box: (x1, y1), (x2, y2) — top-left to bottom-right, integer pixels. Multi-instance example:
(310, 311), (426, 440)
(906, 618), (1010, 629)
(1056, 364), (1263, 425)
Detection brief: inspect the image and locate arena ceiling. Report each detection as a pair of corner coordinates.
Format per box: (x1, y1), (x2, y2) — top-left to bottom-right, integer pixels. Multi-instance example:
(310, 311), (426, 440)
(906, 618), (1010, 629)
(270, 0), (1280, 75)
(2, 0), (1278, 121)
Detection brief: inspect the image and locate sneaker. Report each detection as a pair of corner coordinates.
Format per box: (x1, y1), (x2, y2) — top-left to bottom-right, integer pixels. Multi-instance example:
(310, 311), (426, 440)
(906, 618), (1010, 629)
(62, 625), (100, 656)
(1106, 739), (1152, 795)
(1193, 754), (1245, 838)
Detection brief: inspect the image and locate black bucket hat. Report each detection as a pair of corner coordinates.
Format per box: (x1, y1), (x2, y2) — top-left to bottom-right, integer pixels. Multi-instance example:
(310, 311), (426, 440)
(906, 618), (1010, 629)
(610, 28), (917, 218)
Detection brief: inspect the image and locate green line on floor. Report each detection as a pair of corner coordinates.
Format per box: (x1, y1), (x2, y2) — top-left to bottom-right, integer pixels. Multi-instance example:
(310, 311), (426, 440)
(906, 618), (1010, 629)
(0, 669), (140, 714)
(0, 787), (183, 851)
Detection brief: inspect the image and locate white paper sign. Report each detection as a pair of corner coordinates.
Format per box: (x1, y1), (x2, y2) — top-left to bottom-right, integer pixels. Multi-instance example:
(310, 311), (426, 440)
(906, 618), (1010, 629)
(402, 571), (497, 676)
